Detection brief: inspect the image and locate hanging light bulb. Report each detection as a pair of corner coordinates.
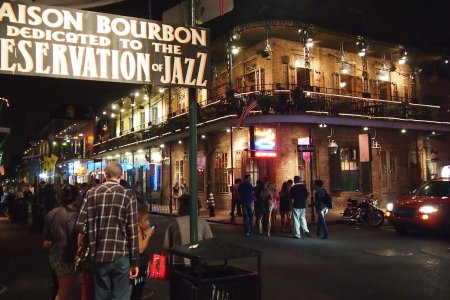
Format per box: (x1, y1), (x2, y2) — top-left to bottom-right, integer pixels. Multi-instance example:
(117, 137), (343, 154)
(339, 82), (346, 88)
(119, 98), (124, 113)
(306, 37), (314, 48)
(231, 45), (240, 55)
(232, 31), (240, 40)
(356, 36), (367, 57)
(340, 57), (350, 74)
(111, 103), (117, 110)
(328, 140), (339, 155)
(159, 87), (165, 94)
(399, 50), (407, 65)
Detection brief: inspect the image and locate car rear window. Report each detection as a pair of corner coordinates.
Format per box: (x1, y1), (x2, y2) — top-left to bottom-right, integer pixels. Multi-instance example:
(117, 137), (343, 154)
(415, 181), (450, 197)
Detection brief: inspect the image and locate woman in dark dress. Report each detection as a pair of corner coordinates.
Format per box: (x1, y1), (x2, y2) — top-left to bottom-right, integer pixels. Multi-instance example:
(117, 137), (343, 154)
(279, 181), (293, 233)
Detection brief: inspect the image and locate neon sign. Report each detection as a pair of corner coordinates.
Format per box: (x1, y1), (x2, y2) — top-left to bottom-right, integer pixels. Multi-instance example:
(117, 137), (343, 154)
(253, 127), (276, 157)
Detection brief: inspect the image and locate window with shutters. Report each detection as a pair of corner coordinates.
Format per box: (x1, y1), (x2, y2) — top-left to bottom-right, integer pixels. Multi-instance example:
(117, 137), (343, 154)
(214, 152), (229, 194)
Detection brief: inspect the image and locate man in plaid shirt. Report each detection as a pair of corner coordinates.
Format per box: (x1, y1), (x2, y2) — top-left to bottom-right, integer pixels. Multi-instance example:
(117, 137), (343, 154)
(76, 161), (139, 300)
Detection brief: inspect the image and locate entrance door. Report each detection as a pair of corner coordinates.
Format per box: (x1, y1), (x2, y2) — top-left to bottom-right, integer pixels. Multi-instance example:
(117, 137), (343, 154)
(381, 150), (398, 199)
(296, 67), (311, 87)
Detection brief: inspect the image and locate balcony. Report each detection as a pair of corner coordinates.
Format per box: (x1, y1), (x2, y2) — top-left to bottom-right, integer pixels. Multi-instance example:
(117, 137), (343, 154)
(93, 84), (449, 155)
(236, 84), (449, 124)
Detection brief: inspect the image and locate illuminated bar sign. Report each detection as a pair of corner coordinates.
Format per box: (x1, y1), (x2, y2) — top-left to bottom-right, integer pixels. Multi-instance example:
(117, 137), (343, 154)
(0, 1), (211, 88)
(254, 127), (276, 157)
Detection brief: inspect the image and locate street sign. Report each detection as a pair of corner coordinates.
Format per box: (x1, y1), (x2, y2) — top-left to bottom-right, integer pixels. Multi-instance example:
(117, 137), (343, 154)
(297, 144), (315, 152)
(0, 1), (211, 88)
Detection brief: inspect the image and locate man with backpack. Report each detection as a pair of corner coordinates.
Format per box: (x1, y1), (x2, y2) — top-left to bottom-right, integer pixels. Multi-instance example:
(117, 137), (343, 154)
(289, 176), (312, 238)
(314, 180), (329, 239)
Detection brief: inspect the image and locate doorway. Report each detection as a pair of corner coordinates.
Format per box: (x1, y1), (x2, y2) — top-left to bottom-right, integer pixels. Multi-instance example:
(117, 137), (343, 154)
(381, 150), (398, 200)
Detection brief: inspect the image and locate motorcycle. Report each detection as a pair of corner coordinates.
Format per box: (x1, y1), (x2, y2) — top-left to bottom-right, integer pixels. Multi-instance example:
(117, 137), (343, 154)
(341, 192), (385, 228)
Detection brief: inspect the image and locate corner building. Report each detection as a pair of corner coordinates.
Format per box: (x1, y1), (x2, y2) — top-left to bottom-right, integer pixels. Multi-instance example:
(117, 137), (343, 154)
(92, 20), (450, 212)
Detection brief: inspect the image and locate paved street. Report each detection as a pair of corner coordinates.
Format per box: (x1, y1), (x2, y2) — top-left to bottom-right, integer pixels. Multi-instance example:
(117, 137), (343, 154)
(1, 213), (449, 300)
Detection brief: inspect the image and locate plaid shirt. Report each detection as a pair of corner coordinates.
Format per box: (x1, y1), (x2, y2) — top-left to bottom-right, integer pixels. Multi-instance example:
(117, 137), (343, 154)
(76, 181), (139, 266)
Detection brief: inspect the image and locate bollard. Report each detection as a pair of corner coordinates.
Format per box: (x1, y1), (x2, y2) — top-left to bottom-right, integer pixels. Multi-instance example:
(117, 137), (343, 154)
(206, 192), (215, 217)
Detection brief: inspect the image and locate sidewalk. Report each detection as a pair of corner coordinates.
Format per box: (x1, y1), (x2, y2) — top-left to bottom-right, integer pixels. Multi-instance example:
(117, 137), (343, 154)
(200, 207), (344, 227)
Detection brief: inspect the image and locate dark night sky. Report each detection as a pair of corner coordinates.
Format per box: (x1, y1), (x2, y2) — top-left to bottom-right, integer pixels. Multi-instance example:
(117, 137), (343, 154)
(0, 0), (449, 174)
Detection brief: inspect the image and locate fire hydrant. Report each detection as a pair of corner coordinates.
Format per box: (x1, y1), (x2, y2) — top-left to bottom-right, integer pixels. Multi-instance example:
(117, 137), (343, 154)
(206, 192), (215, 217)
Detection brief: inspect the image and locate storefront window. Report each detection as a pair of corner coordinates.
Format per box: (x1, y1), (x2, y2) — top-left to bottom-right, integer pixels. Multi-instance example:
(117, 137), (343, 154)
(175, 160), (184, 185)
(214, 152), (229, 194)
(140, 111), (145, 128)
(340, 148), (359, 191)
(340, 148), (358, 171)
(234, 151), (242, 180)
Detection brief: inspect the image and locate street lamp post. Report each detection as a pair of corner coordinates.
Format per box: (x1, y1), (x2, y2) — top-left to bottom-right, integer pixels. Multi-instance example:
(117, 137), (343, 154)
(187, 0), (199, 244)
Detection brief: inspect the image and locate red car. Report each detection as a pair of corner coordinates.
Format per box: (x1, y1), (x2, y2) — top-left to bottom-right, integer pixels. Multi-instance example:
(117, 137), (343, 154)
(386, 178), (450, 233)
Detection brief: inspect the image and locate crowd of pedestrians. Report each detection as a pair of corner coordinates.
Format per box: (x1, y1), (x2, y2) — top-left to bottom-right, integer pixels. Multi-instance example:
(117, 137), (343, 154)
(232, 174), (329, 239)
(0, 183), (33, 223)
(36, 160), (213, 300)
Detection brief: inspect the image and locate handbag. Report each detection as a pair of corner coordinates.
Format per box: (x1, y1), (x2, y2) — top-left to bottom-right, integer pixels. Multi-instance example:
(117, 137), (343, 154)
(149, 252), (168, 280)
(74, 245), (91, 272)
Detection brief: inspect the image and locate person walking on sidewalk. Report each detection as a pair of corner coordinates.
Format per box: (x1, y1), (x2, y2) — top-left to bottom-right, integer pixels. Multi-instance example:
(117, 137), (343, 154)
(289, 176), (312, 238)
(314, 180), (329, 239)
(230, 178), (242, 220)
(76, 161), (139, 300)
(43, 185), (79, 300)
(278, 181), (292, 233)
(239, 174), (255, 236)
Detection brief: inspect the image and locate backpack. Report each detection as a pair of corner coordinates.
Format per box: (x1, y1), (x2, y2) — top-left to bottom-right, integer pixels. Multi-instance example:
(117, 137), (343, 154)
(323, 192), (332, 209)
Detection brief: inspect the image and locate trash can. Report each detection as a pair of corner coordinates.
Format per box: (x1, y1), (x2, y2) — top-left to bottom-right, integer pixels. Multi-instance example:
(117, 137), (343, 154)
(168, 238), (261, 300)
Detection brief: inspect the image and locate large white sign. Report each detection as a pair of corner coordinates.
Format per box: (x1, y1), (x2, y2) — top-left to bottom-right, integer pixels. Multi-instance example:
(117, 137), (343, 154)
(0, 1), (211, 88)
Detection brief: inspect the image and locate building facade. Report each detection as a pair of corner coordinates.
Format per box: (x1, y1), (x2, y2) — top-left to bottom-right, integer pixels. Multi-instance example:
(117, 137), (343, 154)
(91, 20), (450, 213)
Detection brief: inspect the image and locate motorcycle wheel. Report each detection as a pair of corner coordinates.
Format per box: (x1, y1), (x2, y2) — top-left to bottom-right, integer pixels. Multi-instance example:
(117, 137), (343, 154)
(368, 209), (384, 228)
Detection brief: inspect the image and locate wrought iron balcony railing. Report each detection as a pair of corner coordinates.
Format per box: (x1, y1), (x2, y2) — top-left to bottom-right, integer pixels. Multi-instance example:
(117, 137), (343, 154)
(93, 84), (449, 155)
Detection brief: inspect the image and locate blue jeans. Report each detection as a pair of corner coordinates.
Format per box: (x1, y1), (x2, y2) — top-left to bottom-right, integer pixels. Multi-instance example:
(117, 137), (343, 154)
(316, 208), (329, 238)
(93, 255), (132, 300)
(242, 202), (254, 234)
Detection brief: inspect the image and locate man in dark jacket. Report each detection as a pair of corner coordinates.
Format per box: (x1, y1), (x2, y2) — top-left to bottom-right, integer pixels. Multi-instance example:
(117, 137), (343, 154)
(239, 174), (254, 236)
(289, 176), (312, 238)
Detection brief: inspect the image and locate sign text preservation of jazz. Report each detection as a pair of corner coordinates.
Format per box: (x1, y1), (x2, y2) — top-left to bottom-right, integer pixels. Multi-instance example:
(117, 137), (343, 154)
(0, 1), (211, 88)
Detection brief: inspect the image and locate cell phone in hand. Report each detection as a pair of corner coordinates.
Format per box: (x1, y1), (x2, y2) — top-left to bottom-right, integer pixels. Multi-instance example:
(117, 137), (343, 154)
(150, 225), (156, 230)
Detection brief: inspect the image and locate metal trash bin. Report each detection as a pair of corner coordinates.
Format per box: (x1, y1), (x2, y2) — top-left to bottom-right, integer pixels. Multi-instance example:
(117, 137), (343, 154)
(168, 238), (261, 300)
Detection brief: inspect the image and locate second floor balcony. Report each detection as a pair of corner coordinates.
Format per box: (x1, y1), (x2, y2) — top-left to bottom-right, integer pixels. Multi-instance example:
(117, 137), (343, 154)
(93, 84), (450, 155)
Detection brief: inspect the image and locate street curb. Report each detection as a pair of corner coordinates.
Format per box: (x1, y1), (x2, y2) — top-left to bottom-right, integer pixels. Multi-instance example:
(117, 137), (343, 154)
(149, 212), (346, 227)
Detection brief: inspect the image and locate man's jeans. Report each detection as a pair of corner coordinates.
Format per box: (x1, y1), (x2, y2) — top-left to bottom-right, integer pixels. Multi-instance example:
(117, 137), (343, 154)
(242, 202), (254, 234)
(292, 208), (310, 237)
(93, 255), (132, 300)
(317, 208), (329, 238)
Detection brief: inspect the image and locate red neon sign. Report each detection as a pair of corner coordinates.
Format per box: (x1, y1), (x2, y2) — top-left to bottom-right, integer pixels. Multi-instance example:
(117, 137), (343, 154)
(255, 151), (277, 158)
